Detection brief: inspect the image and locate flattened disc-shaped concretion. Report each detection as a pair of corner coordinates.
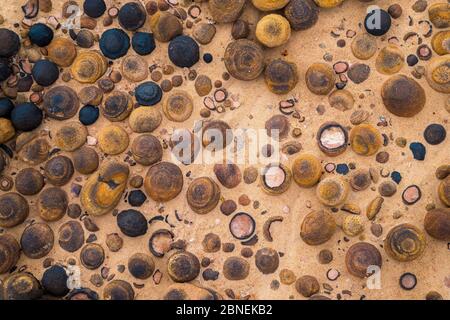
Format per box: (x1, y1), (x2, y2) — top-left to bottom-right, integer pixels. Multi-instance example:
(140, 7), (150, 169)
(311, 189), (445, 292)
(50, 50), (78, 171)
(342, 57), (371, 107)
(186, 177), (221, 214)
(381, 75), (426, 117)
(0, 234), (20, 274)
(71, 51), (108, 84)
(47, 37), (77, 67)
(80, 161), (129, 216)
(20, 223), (54, 259)
(345, 242), (382, 278)
(300, 210), (336, 245)
(58, 220), (85, 253)
(384, 223), (426, 262)
(144, 162), (183, 202)
(209, 0), (246, 24)
(43, 86), (79, 120)
(0, 192), (29, 228)
(224, 39), (265, 81)
(102, 91), (133, 121)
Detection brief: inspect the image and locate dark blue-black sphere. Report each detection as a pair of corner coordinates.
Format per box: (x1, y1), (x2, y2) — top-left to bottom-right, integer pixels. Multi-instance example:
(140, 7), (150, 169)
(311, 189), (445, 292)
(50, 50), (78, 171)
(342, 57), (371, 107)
(118, 2), (147, 31)
(32, 60), (59, 86)
(424, 124), (446, 145)
(29, 23), (54, 47)
(364, 9), (391, 36)
(135, 81), (162, 106)
(117, 209), (148, 237)
(79, 105), (100, 125)
(128, 190), (147, 207)
(41, 265), (70, 297)
(132, 32), (156, 56)
(0, 28), (20, 58)
(203, 53), (213, 64)
(10, 102), (43, 132)
(99, 28), (130, 60)
(0, 58), (12, 82)
(83, 0), (107, 18)
(0, 98), (15, 118)
(168, 35), (200, 68)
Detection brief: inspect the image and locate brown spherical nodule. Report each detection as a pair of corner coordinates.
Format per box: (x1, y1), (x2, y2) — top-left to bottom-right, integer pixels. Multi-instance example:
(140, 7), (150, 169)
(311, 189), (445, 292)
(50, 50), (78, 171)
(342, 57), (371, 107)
(265, 114), (290, 141)
(131, 134), (163, 166)
(424, 208), (450, 241)
(54, 122), (88, 152)
(20, 223), (54, 259)
(384, 223), (426, 262)
(209, 0), (246, 24)
(264, 59), (299, 94)
(15, 168), (44, 196)
(224, 39), (265, 81)
(305, 63), (336, 95)
(2, 272), (43, 300)
(431, 31), (450, 55)
(0, 192), (30, 228)
(328, 89), (355, 111)
(72, 146), (99, 175)
(0, 119), (14, 144)
(316, 176), (349, 207)
(44, 155), (74, 186)
(38, 187), (68, 222)
(295, 275), (320, 297)
(106, 233), (123, 253)
(438, 177), (450, 207)
(71, 51), (108, 84)
(186, 177), (221, 214)
(375, 45), (405, 75)
(79, 86), (103, 106)
(58, 220), (85, 253)
(223, 256), (250, 280)
(428, 3), (450, 28)
(213, 163), (242, 189)
(128, 253), (155, 280)
(255, 247), (280, 275)
(231, 20), (250, 40)
(167, 251), (200, 283)
(101, 91), (133, 121)
(202, 233), (221, 253)
(163, 90), (194, 122)
(144, 162), (183, 203)
(300, 210), (336, 245)
(351, 33), (377, 60)
(47, 37), (77, 67)
(202, 120), (233, 150)
(349, 169), (371, 191)
(195, 75), (212, 97)
(292, 153), (322, 188)
(98, 125), (129, 155)
(129, 107), (162, 133)
(345, 242), (382, 278)
(349, 123), (383, 156)
(0, 234), (20, 274)
(121, 55), (148, 83)
(284, 0), (319, 31)
(252, 0), (290, 11)
(150, 11), (182, 42)
(381, 75), (426, 117)
(256, 14), (291, 48)
(425, 55), (450, 94)
(103, 280), (135, 300)
(43, 86), (80, 120)
(80, 243), (105, 270)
